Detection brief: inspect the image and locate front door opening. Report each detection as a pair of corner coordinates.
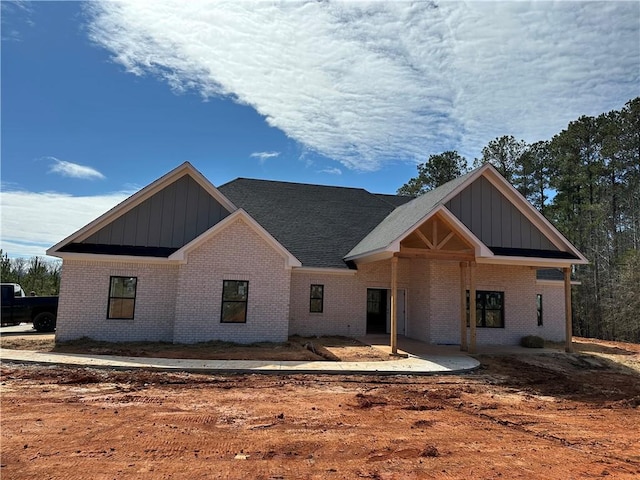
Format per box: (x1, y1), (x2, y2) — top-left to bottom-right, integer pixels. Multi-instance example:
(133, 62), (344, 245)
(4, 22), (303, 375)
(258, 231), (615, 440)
(367, 288), (387, 334)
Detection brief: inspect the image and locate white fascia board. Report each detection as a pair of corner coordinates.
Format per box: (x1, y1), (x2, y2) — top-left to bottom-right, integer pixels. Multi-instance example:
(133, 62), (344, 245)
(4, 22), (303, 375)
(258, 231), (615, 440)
(293, 266), (358, 276)
(170, 209), (302, 269)
(476, 255), (585, 268)
(47, 162), (238, 255)
(345, 249), (394, 265)
(536, 279), (582, 286)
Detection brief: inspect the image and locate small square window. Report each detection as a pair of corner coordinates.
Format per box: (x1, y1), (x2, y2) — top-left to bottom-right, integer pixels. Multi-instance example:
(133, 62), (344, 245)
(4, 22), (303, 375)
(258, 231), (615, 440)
(221, 280), (248, 323)
(310, 284), (324, 313)
(108, 276), (137, 319)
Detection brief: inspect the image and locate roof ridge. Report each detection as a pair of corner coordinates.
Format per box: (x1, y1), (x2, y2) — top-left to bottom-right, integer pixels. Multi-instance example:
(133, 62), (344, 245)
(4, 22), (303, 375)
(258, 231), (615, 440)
(220, 177), (373, 193)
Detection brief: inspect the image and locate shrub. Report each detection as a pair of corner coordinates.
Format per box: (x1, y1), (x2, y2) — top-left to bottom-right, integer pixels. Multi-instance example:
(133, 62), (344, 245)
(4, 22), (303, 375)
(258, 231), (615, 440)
(520, 335), (545, 348)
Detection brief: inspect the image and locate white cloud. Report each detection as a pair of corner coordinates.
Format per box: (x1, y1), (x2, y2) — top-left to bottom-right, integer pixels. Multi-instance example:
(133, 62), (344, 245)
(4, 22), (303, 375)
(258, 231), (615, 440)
(48, 157), (106, 180)
(0, 189), (131, 258)
(250, 151), (280, 164)
(319, 167), (342, 176)
(85, 1), (639, 170)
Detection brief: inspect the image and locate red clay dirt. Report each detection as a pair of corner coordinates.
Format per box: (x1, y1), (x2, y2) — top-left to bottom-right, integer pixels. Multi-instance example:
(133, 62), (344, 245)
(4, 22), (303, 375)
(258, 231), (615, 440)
(1, 338), (639, 479)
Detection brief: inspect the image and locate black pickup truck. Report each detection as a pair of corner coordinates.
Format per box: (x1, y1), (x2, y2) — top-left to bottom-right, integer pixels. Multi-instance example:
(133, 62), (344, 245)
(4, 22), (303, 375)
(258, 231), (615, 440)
(1, 283), (58, 332)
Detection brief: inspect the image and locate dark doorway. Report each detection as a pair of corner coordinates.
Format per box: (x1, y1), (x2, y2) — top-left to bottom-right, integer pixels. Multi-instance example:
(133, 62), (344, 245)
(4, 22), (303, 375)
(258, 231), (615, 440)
(367, 288), (387, 334)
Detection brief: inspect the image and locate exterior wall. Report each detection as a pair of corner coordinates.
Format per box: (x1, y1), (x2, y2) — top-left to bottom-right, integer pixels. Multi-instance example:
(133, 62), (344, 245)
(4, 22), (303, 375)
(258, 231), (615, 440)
(289, 271), (364, 337)
(173, 217), (291, 344)
(535, 282), (566, 342)
(55, 248), (566, 347)
(55, 260), (178, 342)
(289, 259), (413, 338)
(427, 261), (462, 344)
(428, 263), (562, 345)
(406, 258), (430, 342)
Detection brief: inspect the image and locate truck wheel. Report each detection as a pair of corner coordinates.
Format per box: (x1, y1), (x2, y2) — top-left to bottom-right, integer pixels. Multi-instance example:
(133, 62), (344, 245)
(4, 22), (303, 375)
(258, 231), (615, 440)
(33, 312), (56, 332)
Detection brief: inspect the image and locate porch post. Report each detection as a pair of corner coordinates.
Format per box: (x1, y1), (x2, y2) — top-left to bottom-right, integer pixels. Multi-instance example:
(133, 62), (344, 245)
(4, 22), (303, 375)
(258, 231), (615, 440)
(469, 261), (477, 354)
(390, 255), (398, 354)
(564, 267), (573, 353)
(459, 262), (468, 351)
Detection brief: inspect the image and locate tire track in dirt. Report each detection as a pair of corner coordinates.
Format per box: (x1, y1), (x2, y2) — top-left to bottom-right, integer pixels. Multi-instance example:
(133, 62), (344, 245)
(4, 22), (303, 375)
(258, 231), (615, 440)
(422, 387), (640, 473)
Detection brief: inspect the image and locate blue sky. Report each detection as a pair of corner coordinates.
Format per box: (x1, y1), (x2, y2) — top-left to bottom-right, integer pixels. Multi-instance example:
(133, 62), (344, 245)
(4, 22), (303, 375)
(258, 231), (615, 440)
(1, 1), (639, 259)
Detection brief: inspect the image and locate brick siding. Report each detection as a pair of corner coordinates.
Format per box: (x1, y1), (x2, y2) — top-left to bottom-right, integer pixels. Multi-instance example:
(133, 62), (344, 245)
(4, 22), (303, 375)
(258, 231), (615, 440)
(173, 218), (291, 344)
(57, 218), (291, 344)
(290, 259), (565, 346)
(535, 283), (566, 342)
(57, 245), (565, 346)
(56, 260), (178, 342)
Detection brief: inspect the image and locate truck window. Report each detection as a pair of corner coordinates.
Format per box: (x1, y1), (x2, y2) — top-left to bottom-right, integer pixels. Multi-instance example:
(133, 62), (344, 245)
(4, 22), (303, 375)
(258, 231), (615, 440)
(1, 285), (12, 303)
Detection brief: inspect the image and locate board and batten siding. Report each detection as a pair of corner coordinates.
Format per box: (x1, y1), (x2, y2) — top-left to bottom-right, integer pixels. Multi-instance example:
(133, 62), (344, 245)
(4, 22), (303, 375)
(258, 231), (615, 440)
(83, 174), (231, 248)
(445, 176), (557, 251)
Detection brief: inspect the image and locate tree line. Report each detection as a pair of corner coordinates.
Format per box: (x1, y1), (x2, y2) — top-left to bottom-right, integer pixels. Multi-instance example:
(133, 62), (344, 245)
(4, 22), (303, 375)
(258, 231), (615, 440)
(399, 97), (640, 343)
(1, 250), (61, 296)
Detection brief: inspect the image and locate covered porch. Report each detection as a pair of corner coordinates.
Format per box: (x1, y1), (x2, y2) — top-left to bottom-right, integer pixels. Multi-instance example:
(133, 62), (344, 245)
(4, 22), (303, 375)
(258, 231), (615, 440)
(356, 210), (576, 355)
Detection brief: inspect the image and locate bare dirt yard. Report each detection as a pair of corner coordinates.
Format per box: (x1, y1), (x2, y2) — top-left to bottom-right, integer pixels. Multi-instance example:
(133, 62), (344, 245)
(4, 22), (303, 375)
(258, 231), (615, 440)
(1, 337), (639, 479)
(0, 335), (391, 362)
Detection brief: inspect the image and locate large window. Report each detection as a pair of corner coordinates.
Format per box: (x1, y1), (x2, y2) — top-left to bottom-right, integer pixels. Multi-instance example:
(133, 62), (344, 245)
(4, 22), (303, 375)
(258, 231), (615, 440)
(537, 294), (543, 326)
(310, 284), (324, 313)
(108, 276), (137, 319)
(221, 280), (249, 323)
(467, 290), (504, 328)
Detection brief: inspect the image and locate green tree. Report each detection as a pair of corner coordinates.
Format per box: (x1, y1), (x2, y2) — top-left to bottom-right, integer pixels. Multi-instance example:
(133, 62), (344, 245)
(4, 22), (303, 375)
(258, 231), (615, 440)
(0, 250), (17, 284)
(473, 135), (526, 183)
(604, 249), (640, 342)
(397, 151), (468, 196)
(518, 141), (552, 213)
(0, 251), (61, 295)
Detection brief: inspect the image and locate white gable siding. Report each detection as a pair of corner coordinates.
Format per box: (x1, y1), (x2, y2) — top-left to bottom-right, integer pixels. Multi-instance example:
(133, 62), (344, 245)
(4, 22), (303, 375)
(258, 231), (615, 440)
(173, 217), (291, 344)
(55, 260), (178, 342)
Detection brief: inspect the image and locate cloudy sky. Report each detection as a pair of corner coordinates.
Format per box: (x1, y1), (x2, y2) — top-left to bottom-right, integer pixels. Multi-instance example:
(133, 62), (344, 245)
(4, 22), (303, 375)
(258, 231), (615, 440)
(2, 0), (638, 258)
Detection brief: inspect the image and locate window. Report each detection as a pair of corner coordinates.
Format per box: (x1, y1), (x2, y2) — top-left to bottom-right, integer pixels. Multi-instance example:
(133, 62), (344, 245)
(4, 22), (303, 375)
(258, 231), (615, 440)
(310, 284), (324, 313)
(466, 290), (504, 328)
(537, 294), (543, 326)
(108, 276), (137, 319)
(221, 280), (248, 323)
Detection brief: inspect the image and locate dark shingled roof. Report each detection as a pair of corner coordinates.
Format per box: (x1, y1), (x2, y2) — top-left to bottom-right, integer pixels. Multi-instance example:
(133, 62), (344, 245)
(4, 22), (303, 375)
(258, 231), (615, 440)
(218, 178), (403, 269)
(536, 268), (565, 281)
(375, 193), (415, 207)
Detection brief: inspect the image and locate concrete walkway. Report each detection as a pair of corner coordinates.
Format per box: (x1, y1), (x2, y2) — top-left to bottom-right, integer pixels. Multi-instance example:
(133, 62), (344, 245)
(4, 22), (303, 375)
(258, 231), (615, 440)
(0, 343), (480, 375)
